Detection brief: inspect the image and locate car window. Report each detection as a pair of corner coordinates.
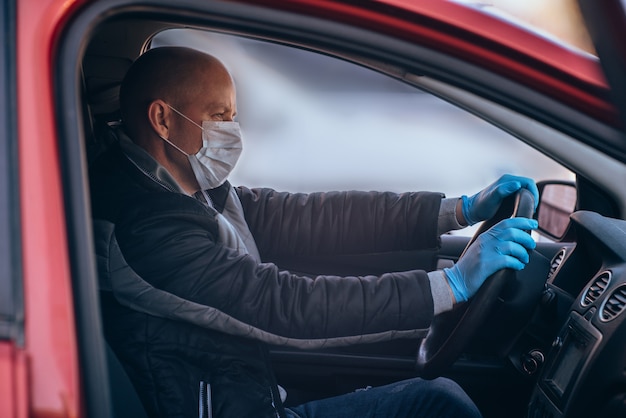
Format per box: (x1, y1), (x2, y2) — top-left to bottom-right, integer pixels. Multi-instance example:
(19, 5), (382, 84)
(0, 0), (21, 343)
(150, 29), (573, 232)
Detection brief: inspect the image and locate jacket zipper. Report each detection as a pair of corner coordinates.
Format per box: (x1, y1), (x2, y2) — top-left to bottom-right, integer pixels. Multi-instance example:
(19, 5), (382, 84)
(269, 387), (280, 418)
(262, 347), (283, 418)
(199, 381), (213, 418)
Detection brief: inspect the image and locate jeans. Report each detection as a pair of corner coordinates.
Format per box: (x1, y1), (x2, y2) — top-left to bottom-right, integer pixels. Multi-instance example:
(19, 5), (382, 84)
(284, 377), (482, 418)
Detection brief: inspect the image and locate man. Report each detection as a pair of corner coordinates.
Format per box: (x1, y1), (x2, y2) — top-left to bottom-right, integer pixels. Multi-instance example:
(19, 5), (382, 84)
(91, 46), (538, 417)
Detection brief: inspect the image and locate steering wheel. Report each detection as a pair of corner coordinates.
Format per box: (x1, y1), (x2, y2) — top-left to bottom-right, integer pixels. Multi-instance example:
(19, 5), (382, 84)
(415, 188), (535, 379)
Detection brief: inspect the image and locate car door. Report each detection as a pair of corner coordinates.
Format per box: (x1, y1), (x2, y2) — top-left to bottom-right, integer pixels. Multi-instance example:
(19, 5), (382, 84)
(56, 1), (623, 417)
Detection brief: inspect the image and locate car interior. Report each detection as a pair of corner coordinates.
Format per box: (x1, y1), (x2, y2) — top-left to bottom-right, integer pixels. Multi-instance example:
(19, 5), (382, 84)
(52, 2), (626, 417)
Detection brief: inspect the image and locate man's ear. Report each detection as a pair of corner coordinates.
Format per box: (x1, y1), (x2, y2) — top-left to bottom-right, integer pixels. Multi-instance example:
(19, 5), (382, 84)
(147, 99), (170, 138)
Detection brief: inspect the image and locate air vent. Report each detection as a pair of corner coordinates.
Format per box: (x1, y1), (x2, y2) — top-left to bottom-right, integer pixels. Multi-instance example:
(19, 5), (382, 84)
(600, 284), (626, 322)
(547, 248), (567, 280)
(580, 271), (611, 307)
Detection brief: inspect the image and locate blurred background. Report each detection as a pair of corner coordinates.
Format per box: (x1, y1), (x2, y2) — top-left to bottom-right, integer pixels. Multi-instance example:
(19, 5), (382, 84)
(150, 0), (587, 202)
(488, 0), (594, 53)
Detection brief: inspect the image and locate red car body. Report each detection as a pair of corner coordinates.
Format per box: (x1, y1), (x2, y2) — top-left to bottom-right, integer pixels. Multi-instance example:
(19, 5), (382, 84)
(1, 0), (622, 417)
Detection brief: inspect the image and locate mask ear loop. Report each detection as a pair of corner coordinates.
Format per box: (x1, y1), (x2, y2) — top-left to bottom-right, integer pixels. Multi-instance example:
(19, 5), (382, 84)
(167, 104), (204, 130)
(158, 104), (204, 155)
(159, 134), (189, 156)
(158, 133), (215, 205)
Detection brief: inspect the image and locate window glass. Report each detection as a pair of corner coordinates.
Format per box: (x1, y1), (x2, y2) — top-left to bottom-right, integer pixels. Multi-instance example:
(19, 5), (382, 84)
(151, 29), (573, 233)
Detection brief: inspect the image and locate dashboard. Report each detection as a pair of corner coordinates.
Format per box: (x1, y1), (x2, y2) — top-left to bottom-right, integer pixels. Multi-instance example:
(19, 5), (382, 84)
(528, 211), (626, 418)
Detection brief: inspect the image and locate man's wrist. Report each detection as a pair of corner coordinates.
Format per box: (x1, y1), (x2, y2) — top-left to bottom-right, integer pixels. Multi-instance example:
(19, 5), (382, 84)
(438, 198), (466, 235)
(456, 197), (468, 227)
(428, 270), (455, 314)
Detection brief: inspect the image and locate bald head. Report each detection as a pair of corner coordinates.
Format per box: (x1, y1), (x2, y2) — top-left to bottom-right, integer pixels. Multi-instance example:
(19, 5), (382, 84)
(119, 47), (231, 138)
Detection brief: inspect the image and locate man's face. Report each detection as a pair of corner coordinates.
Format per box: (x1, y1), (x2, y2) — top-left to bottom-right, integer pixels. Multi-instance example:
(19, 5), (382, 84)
(167, 63), (238, 155)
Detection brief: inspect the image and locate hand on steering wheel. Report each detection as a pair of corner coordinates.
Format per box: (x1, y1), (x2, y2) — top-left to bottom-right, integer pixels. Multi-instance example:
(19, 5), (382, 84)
(461, 174), (539, 225)
(416, 188), (537, 378)
(445, 217), (538, 303)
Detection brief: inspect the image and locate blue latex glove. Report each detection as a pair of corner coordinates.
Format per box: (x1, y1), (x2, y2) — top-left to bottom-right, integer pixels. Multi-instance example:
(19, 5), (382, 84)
(444, 217), (538, 303)
(462, 174), (539, 225)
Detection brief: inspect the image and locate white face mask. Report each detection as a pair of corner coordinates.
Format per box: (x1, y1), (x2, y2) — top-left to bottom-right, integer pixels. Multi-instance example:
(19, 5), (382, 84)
(160, 104), (243, 189)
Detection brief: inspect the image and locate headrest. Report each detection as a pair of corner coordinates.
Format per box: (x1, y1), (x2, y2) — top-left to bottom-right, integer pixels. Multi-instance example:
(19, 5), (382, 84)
(83, 55), (133, 116)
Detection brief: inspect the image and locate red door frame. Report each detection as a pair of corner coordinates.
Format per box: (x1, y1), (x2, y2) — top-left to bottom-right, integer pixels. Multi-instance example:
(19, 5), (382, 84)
(17, 0), (85, 416)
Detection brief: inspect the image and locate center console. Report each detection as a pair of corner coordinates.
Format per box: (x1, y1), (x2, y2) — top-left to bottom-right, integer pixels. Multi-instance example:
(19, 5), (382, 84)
(527, 270), (626, 418)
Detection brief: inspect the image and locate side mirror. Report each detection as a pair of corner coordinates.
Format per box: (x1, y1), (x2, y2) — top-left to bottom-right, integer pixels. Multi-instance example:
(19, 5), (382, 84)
(536, 181), (577, 240)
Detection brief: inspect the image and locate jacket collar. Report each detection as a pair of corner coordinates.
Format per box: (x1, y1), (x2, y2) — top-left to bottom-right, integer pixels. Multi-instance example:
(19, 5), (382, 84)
(117, 126), (187, 195)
